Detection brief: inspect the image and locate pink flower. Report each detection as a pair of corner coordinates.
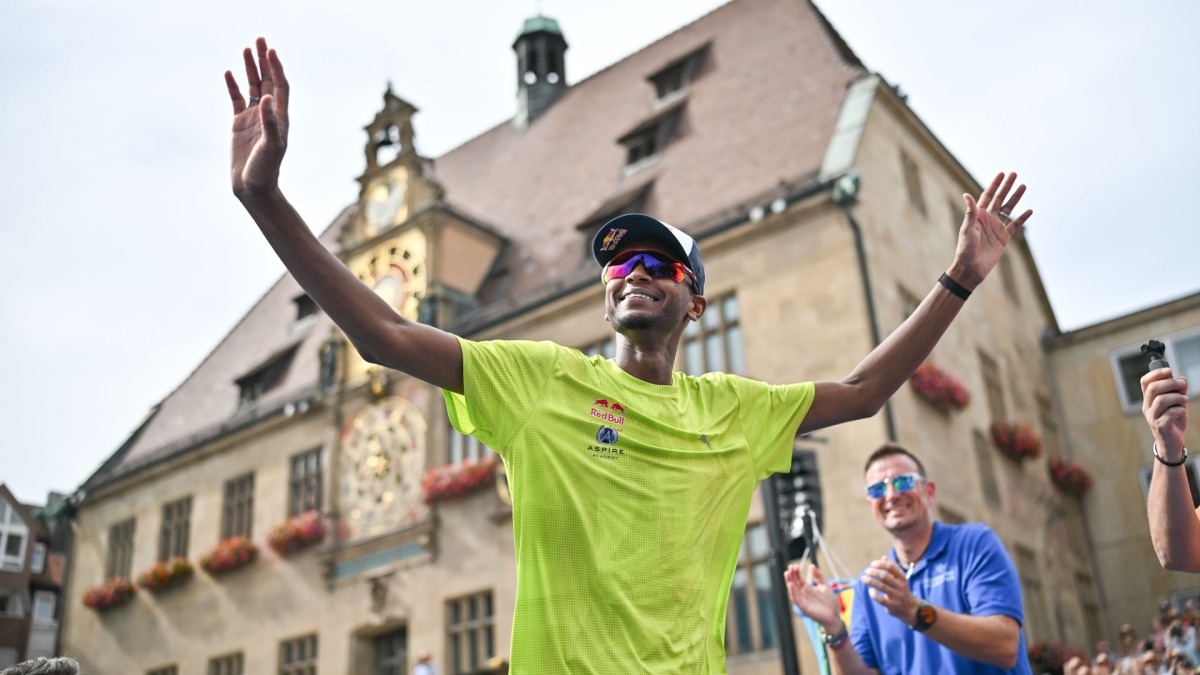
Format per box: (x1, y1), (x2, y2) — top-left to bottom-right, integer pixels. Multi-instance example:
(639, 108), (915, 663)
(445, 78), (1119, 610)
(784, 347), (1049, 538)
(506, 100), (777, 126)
(422, 455), (498, 502)
(136, 556), (194, 593)
(908, 363), (971, 412)
(201, 536), (258, 576)
(268, 511), (326, 555)
(83, 577), (137, 610)
(990, 421), (1043, 460)
(1048, 457), (1093, 496)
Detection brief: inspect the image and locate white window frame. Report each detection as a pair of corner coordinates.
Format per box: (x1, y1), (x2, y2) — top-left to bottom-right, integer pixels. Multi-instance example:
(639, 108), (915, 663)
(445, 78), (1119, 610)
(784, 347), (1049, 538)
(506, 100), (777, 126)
(1140, 458), (1200, 506)
(449, 426), (493, 466)
(0, 498), (28, 572)
(32, 590), (55, 623)
(1110, 326), (1200, 414)
(30, 542), (46, 574)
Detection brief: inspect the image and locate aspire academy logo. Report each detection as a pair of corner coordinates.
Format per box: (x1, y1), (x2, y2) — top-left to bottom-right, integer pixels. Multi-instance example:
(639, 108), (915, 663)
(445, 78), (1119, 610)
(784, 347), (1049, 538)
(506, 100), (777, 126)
(589, 398), (627, 428)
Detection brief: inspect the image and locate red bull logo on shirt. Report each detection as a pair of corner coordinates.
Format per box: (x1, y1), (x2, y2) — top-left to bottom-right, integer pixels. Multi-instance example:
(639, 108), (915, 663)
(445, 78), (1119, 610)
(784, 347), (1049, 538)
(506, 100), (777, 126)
(590, 398), (626, 427)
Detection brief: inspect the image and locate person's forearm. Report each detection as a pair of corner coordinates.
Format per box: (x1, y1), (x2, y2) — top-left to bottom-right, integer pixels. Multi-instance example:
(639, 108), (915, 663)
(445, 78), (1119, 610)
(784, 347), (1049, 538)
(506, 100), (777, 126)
(817, 619), (877, 675)
(918, 609), (1020, 669)
(240, 189), (407, 360)
(846, 270), (968, 412)
(1148, 442), (1200, 572)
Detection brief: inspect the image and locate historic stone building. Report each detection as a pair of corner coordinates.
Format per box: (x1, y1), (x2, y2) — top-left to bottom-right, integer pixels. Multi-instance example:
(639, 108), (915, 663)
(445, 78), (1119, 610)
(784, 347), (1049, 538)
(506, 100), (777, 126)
(1047, 291), (1200, 642)
(61, 0), (1113, 672)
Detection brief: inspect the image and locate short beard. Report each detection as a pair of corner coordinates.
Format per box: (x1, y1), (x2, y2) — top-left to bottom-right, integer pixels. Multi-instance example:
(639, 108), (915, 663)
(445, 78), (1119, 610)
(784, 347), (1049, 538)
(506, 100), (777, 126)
(610, 312), (660, 332)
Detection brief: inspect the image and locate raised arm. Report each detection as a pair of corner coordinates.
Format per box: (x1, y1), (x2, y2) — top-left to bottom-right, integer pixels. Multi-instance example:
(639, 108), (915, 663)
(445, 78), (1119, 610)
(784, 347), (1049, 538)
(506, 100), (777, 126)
(1143, 367), (1197, 571)
(225, 38), (463, 393)
(798, 172), (1032, 433)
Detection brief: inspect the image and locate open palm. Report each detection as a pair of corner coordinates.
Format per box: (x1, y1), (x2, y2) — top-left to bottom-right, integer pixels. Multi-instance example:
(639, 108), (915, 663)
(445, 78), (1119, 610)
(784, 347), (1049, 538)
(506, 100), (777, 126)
(953, 172), (1033, 288)
(224, 38), (290, 198)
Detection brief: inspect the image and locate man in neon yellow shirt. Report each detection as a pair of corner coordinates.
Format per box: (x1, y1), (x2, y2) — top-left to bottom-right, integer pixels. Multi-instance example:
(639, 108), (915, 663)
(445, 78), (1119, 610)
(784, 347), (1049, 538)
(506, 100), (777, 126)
(225, 38), (1033, 674)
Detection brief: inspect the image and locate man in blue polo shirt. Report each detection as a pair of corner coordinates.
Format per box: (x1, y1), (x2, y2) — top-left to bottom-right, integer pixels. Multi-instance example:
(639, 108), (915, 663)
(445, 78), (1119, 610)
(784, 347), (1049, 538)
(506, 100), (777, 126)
(786, 443), (1032, 674)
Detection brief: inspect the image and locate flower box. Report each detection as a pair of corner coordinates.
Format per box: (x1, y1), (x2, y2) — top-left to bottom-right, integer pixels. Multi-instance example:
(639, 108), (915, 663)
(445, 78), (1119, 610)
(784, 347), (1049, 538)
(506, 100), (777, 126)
(1048, 457), (1094, 497)
(422, 455), (498, 503)
(136, 556), (194, 593)
(268, 510), (326, 556)
(990, 421), (1043, 461)
(1029, 640), (1087, 675)
(201, 536), (258, 576)
(82, 577), (136, 611)
(908, 363), (970, 412)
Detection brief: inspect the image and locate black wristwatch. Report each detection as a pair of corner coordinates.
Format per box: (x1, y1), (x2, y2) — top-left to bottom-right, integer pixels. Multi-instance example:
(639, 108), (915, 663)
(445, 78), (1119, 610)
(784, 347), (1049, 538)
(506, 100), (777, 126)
(911, 601), (937, 632)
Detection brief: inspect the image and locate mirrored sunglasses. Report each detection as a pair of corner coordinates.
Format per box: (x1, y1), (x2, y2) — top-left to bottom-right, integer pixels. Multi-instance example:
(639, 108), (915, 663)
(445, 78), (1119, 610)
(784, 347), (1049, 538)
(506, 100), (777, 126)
(865, 472), (923, 500)
(602, 251), (697, 290)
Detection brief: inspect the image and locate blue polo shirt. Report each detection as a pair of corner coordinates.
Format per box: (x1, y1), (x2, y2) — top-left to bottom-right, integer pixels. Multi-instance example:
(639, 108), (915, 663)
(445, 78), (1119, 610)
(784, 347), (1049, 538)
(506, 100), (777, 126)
(848, 522), (1033, 674)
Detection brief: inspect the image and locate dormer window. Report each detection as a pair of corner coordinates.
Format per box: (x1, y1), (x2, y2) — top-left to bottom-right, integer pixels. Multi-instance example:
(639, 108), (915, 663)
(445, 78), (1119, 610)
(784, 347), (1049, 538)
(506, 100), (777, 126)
(293, 293), (318, 325)
(648, 44), (708, 104)
(618, 102), (685, 172)
(236, 345), (298, 410)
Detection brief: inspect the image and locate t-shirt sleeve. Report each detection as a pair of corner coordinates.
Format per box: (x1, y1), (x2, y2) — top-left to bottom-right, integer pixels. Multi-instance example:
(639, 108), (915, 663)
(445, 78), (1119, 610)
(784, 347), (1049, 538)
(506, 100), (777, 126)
(734, 378), (815, 480)
(962, 525), (1026, 623)
(442, 337), (561, 459)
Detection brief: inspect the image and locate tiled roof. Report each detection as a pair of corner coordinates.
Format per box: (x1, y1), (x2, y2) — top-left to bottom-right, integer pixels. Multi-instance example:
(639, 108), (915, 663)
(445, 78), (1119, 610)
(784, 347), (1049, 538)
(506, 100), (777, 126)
(84, 0), (864, 489)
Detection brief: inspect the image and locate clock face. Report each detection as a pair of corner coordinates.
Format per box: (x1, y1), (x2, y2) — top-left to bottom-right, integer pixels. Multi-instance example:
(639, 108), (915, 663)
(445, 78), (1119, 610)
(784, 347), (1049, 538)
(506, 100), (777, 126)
(352, 233), (427, 321)
(365, 180), (407, 231)
(339, 397), (429, 540)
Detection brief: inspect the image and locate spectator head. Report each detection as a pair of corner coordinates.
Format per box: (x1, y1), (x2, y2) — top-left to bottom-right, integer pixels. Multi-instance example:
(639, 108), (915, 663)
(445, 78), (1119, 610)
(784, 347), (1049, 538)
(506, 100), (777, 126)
(0, 657), (81, 675)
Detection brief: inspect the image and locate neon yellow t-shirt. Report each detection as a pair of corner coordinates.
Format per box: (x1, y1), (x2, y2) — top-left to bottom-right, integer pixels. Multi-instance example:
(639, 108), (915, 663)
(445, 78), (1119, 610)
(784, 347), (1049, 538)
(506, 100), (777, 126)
(444, 338), (814, 674)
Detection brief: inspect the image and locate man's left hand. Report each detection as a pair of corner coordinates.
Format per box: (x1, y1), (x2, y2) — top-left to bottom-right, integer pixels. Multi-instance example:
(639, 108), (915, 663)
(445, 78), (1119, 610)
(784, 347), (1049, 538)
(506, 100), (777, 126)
(861, 557), (921, 626)
(948, 171), (1033, 290)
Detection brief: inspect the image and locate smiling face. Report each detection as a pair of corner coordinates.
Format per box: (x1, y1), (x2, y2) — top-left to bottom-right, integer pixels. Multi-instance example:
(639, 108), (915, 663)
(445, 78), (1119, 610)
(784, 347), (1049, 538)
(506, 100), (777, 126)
(603, 241), (705, 336)
(864, 452), (936, 538)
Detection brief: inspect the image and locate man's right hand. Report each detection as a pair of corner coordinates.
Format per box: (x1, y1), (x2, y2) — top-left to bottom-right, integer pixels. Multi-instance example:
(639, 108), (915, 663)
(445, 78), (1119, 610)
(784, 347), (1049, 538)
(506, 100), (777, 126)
(784, 563), (843, 634)
(225, 37), (290, 200)
(1142, 367), (1189, 461)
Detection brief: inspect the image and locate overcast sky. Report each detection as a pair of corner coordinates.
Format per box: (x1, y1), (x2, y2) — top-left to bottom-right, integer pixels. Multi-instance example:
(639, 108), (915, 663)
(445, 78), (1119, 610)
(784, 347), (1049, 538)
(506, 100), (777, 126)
(2, 0), (1198, 504)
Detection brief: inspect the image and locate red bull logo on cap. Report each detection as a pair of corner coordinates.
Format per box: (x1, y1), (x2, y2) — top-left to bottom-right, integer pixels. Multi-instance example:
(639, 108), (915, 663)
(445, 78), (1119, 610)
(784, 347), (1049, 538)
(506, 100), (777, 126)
(600, 228), (627, 252)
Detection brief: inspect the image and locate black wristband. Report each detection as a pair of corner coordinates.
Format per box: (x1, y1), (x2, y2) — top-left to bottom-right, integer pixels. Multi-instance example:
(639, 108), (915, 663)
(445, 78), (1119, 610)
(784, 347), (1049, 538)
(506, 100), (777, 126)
(938, 273), (971, 300)
(1154, 442), (1188, 467)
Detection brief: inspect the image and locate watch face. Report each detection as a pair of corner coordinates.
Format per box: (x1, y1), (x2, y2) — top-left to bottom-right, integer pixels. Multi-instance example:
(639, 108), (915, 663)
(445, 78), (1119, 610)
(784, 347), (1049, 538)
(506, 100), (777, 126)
(915, 603), (937, 631)
(339, 397), (429, 539)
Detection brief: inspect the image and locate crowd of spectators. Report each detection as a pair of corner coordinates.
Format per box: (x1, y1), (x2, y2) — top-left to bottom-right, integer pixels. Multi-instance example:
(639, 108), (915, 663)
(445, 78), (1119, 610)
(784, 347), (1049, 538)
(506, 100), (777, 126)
(1055, 600), (1200, 674)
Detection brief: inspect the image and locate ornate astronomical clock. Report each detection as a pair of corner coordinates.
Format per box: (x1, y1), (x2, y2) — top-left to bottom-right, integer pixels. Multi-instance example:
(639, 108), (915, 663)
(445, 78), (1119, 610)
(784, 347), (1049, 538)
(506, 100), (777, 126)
(339, 397), (429, 539)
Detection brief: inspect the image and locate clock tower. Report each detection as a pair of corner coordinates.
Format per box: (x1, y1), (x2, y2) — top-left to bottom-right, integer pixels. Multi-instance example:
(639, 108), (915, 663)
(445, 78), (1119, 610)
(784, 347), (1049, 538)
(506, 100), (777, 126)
(330, 85), (508, 555)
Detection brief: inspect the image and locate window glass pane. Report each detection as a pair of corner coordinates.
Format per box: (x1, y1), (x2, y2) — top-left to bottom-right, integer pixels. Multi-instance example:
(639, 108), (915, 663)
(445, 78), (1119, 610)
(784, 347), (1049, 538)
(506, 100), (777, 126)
(450, 429), (464, 465)
(727, 325), (745, 375)
(5, 534), (22, 557)
(705, 333), (725, 373)
(1116, 351), (1148, 406)
(0, 502), (7, 522)
(684, 338), (703, 376)
(730, 569), (750, 653)
(32, 591), (54, 620)
(684, 320), (699, 337)
(746, 524), (768, 558)
(1177, 335), (1200, 385)
(753, 563), (776, 649)
(702, 307), (720, 330)
(722, 297), (739, 322)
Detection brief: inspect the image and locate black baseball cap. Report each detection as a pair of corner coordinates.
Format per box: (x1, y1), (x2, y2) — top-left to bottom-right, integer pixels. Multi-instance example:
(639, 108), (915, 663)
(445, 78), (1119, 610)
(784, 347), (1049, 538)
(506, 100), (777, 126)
(592, 213), (705, 295)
